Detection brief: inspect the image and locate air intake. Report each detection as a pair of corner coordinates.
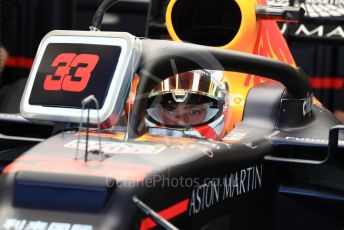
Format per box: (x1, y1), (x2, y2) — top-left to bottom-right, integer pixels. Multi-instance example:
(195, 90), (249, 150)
(168, 0), (242, 47)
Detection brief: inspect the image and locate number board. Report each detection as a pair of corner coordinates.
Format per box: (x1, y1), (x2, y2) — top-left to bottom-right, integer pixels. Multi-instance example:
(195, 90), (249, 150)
(29, 43), (121, 109)
(21, 31), (138, 125)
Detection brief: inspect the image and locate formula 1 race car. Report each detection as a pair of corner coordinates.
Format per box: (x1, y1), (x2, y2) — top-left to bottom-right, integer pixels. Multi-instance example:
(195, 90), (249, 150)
(0, 0), (343, 230)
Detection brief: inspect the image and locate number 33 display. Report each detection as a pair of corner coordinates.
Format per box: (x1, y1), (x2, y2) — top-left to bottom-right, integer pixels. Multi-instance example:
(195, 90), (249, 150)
(29, 43), (121, 108)
(44, 53), (99, 92)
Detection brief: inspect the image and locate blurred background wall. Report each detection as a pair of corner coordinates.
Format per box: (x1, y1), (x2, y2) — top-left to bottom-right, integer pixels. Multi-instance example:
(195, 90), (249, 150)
(0, 0), (344, 121)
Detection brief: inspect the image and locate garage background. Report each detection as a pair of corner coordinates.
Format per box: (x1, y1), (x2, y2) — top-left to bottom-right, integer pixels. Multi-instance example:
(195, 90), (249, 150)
(0, 0), (343, 113)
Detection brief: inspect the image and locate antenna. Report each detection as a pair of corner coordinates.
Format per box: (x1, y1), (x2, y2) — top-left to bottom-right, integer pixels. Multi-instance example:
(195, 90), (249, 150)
(75, 95), (103, 162)
(90, 0), (121, 31)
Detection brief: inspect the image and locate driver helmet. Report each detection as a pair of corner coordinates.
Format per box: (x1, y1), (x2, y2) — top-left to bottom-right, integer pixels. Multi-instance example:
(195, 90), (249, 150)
(145, 70), (229, 140)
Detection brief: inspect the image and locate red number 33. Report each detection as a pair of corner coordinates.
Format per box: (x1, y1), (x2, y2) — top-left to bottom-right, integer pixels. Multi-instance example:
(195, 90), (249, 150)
(43, 53), (99, 92)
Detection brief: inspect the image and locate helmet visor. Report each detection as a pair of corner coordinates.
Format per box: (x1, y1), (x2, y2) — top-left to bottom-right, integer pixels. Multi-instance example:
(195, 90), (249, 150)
(147, 92), (222, 127)
(150, 70), (225, 101)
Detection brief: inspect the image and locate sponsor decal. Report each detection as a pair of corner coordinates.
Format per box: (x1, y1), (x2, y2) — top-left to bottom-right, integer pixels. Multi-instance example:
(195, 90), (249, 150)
(223, 131), (247, 141)
(196, 140), (222, 150)
(294, 25), (344, 38)
(267, 131), (280, 138)
(170, 143), (215, 158)
(285, 136), (344, 145)
(243, 142), (259, 150)
(303, 96), (313, 116)
(65, 139), (231, 159)
(64, 140), (167, 155)
(286, 136), (328, 143)
(2, 219), (92, 230)
(281, 23), (344, 40)
(170, 141), (231, 158)
(188, 164), (263, 216)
